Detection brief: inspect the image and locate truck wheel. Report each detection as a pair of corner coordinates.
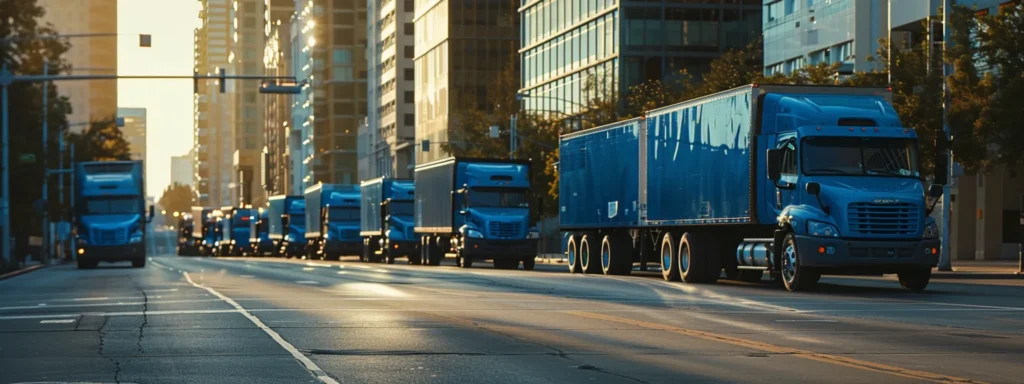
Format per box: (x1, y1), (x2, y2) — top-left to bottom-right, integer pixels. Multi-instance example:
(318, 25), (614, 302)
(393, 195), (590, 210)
(580, 234), (599, 274)
(781, 233), (819, 292)
(660, 233), (680, 281)
(679, 233), (719, 284)
(131, 258), (146, 268)
(457, 247), (473, 268)
(566, 235), (580, 274)
(384, 248), (395, 264)
(600, 235), (632, 275)
(522, 256), (536, 270)
(409, 252), (422, 265)
(897, 268), (931, 292)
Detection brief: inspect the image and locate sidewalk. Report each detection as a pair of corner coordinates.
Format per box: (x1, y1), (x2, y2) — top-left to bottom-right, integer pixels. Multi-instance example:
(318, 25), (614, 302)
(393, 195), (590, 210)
(932, 260), (1023, 279)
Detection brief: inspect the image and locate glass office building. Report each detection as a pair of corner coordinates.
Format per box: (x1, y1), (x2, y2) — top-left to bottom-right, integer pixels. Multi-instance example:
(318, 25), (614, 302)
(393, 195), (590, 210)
(519, 0), (761, 115)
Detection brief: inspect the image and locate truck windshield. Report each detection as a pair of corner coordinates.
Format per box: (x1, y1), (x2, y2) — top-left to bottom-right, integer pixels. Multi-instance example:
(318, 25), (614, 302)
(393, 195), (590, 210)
(390, 201), (413, 216)
(802, 137), (919, 178)
(84, 197), (138, 215)
(328, 207), (360, 221)
(470, 187), (530, 208)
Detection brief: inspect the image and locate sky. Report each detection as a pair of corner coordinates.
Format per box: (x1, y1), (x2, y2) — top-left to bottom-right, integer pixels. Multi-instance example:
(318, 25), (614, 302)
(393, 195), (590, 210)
(117, 0), (199, 200)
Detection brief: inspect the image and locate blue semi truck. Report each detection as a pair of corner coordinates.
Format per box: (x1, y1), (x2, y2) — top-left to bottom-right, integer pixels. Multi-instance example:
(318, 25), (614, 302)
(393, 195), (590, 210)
(415, 157), (539, 269)
(559, 84), (943, 292)
(191, 206), (220, 256)
(268, 195), (306, 257)
(176, 213), (197, 256)
(249, 208), (274, 256)
(304, 183), (361, 260)
(360, 177), (417, 264)
(73, 161), (154, 269)
(218, 206), (252, 256)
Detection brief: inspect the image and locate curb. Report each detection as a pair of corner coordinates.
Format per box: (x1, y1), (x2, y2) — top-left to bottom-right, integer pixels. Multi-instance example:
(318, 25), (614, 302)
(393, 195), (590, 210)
(0, 264), (47, 281)
(930, 272), (1022, 280)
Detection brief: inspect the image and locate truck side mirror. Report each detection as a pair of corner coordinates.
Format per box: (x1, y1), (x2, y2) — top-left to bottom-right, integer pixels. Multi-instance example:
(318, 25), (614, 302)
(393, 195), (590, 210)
(806, 182), (821, 196)
(767, 149), (782, 181)
(929, 184), (943, 198)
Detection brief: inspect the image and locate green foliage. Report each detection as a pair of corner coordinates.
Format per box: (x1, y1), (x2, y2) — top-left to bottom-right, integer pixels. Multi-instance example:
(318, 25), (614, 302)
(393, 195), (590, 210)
(974, 2), (1024, 169)
(67, 117), (133, 162)
(157, 183), (193, 222)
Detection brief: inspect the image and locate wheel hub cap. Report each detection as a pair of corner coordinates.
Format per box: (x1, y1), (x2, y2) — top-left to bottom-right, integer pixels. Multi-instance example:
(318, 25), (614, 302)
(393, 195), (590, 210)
(783, 244), (797, 283)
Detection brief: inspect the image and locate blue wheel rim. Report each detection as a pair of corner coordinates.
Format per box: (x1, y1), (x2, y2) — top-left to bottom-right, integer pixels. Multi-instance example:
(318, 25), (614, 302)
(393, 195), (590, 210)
(568, 246), (576, 266)
(602, 246), (610, 270)
(662, 244), (672, 272)
(581, 243), (589, 268)
(680, 247), (689, 273)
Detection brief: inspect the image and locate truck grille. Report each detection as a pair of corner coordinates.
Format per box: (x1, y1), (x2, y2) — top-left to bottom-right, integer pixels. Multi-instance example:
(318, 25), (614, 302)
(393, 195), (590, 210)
(91, 229), (127, 245)
(850, 246), (915, 259)
(847, 203), (918, 236)
(488, 222), (523, 238)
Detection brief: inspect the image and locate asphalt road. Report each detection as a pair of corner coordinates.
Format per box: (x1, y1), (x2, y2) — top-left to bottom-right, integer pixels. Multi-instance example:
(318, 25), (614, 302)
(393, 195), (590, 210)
(2, 252), (1023, 384)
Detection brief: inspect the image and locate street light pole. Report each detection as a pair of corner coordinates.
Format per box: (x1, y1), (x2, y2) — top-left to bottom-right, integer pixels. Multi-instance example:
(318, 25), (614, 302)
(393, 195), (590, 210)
(41, 62), (49, 263)
(1, 64), (9, 265)
(938, 0), (954, 271)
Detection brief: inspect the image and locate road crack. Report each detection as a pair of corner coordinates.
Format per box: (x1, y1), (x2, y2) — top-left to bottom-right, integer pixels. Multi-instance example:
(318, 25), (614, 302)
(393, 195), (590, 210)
(97, 316), (122, 384)
(128, 275), (149, 355)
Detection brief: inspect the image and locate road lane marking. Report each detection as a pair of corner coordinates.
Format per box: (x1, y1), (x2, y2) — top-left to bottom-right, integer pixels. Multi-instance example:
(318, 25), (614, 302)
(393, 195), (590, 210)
(183, 272), (338, 384)
(774, 319), (839, 323)
(296, 280), (319, 285)
(39, 319), (76, 324)
(567, 311), (986, 383)
(239, 275), (255, 278)
(73, 297), (110, 301)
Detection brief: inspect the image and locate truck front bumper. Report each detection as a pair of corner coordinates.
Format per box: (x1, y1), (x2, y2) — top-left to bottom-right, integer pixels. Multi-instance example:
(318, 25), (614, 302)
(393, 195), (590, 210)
(462, 238), (537, 260)
(78, 243), (144, 262)
(324, 240), (363, 256)
(795, 235), (941, 273)
(282, 242), (306, 255)
(382, 239), (419, 256)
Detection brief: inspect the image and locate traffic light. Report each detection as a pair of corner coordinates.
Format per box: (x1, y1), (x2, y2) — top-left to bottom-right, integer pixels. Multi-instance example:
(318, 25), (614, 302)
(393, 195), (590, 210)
(219, 68), (226, 93)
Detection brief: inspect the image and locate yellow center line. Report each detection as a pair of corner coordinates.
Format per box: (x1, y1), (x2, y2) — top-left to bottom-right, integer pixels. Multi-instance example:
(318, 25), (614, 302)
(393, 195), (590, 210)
(566, 311), (985, 384)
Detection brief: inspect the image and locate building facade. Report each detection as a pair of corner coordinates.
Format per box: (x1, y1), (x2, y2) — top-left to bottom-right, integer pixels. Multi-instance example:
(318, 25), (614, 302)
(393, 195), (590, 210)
(37, 0), (118, 129)
(519, 0), (761, 116)
(116, 108), (147, 162)
(414, 0), (521, 166)
(373, 0), (416, 178)
(194, 0), (235, 207)
(263, 8), (295, 197)
(290, 4), (316, 190)
(762, 0), (887, 75)
(170, 152), (194, 187)
(228, 0), (269, 207)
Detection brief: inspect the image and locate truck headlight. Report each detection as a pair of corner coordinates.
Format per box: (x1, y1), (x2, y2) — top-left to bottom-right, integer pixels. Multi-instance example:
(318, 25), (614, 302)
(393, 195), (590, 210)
(922, 222), (939, 238)
(807, 220), (840, 238)
(129, 231), (143, 244)
(466, 229), (484, 239)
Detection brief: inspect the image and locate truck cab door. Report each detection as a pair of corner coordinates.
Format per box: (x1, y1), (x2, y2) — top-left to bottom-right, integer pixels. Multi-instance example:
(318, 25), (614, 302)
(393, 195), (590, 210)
(771, 138), (799, 216)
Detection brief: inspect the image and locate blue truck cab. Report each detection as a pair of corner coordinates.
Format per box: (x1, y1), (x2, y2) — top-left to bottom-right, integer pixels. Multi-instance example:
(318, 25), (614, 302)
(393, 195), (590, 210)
(268, 195), (306, 257)
(559, 85), (941, 292)
(73, 161), (154, 269)
(415, 157), (539, 269)
(304, 183), (361, 260)
(176, 213), (197, 256)
(218, 206), (253, 256)
(249, 208), (273, 256)
(191, 207), (220, 256)
(360, 178), (417, 264)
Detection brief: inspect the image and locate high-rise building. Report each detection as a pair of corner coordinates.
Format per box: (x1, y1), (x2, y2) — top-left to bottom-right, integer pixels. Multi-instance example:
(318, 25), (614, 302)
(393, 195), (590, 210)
(290, 0), (368, 188)
(194, 0), (235, 207)
(230, 0), (269, 207)
(37, 0), (117, 129)
(519, 0), (761, 116)
(414, 0), (521, 166)
(290, 4), (316, 190)
(369, 0), (417, 178)
(263, 0), (296, 197)
(362, 0), (381, 179)
(116, 108), (147, 162)
(763, 0), (886, 76)
(171, 151), (194, 187)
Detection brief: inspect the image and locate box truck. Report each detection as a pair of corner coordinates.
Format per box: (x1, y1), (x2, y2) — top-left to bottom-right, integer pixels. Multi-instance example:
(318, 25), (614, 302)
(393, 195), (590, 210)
(360, 177), (417, 264)
(304, 183), (361, 260)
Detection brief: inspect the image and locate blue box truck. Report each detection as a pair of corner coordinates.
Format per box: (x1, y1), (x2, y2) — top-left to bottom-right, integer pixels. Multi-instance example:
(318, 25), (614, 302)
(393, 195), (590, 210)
(304, 183), (361, 260)
(415, 157), (539, 269)
(218, 206), (252, 256)
(268, 195), (305, 257)
(360, 177), (417, 264)
(191, 206), (220, 256)
(249, 208), (274, 256)
(73, 161), (154, 269)
(176, 213), (197, 256)
(559, 84), (943, 292)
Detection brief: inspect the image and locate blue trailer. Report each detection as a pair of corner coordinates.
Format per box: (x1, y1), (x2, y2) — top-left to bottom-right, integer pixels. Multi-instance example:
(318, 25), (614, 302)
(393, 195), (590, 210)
(559, 84), (943, 292)
(414, 157), (539, 269)
(248, 208), (274, 256)
(191, 206), (220, 256)
(304, 183), (361, 260)
(218, 206), (253, 256)
(73, 161), (154, 268)
(360, 177), (417, 264)
(268, 195), (306, 257)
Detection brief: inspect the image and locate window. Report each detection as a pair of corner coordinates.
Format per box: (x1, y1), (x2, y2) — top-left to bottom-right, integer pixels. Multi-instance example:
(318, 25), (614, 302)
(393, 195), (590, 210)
(404, 90), (414, 103)
(404, 68), (414, 80)
(404, 113), (415, 126)
(404, 22), (414, 35)
(405, 46), (414, 58)
(779, 140), (797, 175)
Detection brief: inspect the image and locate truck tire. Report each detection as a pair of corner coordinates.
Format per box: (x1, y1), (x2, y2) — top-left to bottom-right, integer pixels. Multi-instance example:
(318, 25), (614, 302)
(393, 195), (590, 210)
(566, 235), (580, 274)
(897, 268), (931, 292)
(600, 235), (632, 276)
(678, 233), (720, 284)
(579, 234), (599, 274)
(522, 256), (536, 270)
(426, 237), (442, 266)
(457, 246), (473, 268)
(780, 232), (820, 292)
(660, 233), (680, 281)
(131, 258), (146, 268)
(368, 240), (382, 263)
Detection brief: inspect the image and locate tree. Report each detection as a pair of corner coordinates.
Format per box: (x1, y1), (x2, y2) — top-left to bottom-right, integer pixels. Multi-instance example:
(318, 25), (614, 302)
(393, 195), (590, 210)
(157, 183), (192, 222)
(974, 2), (1024, 169)
(67, 117), (133, 162)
